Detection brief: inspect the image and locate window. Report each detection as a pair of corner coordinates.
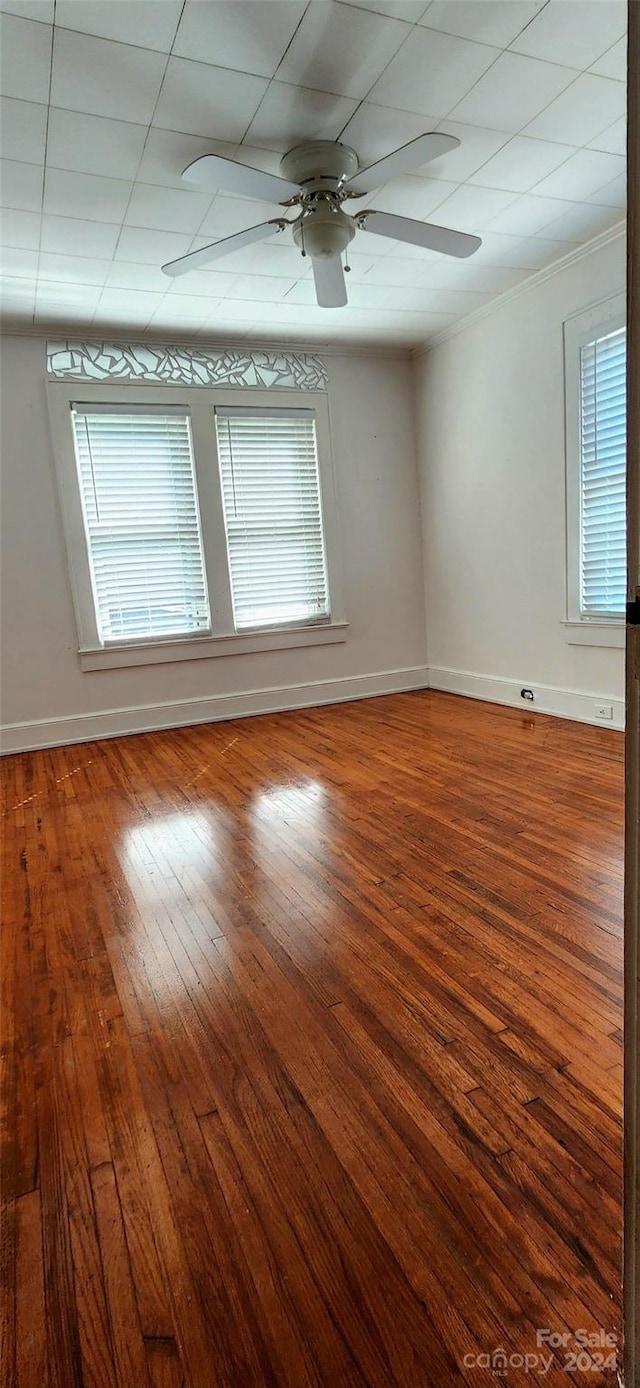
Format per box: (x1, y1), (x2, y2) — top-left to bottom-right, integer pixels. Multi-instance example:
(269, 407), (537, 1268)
(216, 407), (329, 631)
(71, 406), (210, 643)
(48, 383), (345, 670)
(579, 327), (626, 617)
(564, 296), (627, 646)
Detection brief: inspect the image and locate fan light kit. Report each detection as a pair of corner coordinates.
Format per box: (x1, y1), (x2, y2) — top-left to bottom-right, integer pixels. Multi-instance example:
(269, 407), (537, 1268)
(162, 133), (482, 308)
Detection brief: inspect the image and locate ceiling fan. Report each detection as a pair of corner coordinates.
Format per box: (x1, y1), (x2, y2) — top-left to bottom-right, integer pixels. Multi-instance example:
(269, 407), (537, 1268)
(161, 134), (481, 308)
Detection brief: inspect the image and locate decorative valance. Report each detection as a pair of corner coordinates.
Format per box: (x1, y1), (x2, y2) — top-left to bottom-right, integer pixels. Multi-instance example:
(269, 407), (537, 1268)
(46, 340), (328, 391)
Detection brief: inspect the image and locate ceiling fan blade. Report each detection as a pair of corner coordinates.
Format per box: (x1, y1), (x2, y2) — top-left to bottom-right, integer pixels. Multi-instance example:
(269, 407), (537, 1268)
(162, 221), (284, 277)
(312, 256), (348, 308)
(182, 153), (300, 203)
(347, 133), (460, 193)
(362, 210), (481, 259)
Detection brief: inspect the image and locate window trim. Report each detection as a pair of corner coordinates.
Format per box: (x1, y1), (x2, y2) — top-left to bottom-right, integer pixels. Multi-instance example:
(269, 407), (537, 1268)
(563, 292), (626, 642)
(47, 381), (347, 670)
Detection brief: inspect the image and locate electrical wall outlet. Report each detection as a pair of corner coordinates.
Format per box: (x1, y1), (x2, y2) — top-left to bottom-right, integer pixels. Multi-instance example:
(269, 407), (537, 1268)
(595, 704), (614, 720)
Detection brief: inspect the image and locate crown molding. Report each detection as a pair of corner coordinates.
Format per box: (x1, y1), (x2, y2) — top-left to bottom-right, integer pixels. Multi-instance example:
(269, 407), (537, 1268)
(410, 219), (626, 360)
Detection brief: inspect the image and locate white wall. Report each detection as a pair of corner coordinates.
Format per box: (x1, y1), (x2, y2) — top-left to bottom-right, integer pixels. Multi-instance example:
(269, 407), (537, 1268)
(413, 230), (626, 729)
(0, 335), (428, 751)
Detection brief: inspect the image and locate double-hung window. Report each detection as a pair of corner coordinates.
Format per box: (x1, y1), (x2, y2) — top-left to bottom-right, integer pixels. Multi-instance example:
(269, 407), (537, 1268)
(216, 407), (329, 632)
(564, 295), (627, 645)
(48, 384), (344, 670)
(72, 406), (210, 643)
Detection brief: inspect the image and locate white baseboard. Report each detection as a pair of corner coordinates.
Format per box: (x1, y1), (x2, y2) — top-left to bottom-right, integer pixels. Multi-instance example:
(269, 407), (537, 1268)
(0, 665), (431, 754)
(428, 665), (625, 731)
(2, 662), (625, 754)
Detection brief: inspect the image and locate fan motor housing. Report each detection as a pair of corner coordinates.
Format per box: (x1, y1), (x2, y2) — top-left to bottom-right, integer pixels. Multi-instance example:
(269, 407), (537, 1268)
(280, 140), (359, 190)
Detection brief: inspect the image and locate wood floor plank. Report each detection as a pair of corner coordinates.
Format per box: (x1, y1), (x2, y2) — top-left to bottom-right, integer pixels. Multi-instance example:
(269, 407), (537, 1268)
(15, 1190), (47, 1388)
(90, 1162), (150, 1388)
(1, 691), (623, 1387)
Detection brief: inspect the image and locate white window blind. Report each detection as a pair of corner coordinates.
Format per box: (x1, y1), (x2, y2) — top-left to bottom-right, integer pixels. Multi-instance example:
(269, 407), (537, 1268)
(71, 406), (210, 643)
(216, 407), (330, 631)
(579, 326), (627, 617)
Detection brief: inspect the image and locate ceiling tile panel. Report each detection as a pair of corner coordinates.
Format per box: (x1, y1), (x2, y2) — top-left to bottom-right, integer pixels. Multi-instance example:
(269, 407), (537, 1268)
(0, 97), (47, 165)
(105, 261), (172, 292)
(468, 230), (576, 268)
(164, 269), (240, 296)
(485, 193), (576, 236)
(336, 0), (429, 21)
(46, 108), (148, 180)
(246, 242), (314, 277)
(0, 158), (44, 211)
(363, 254), (526, 293)
(113, 226), (195, 265)
(0, 207), (41, 248)
(137, 129), (238, 190)
(37, 251), (111, 285)
(124, 183), (212, 233)
(51, 29), (166, 123)
(522, 73), (626, 144)
(371, 174), (458, 217)
(226, 274), (298, 301)
(426, 120), (511, 179)
(0, 14), (52, 103)
(43, 168), (131, 222)
(368, 26), (500, 117)
(425, 183), (519, 231)
(421, 260), (529, 292)
(153, 56), (268, 140)
(420, 0), (546, 48)
(147, 308), (211, 331)
(55, 0), (183, 51)
(198, 194), (279, 239)
(174, 1), (308, 79)
(243, 82), (357, 152)
(538, 200), (622, 242)
(530, 147), (625, 201)
(510, 0), (626, 69)
(40, 214), (121, 257)
(96, 287), (166, 317)
(275, 0), (410, 99)
(1, 278), (36, 314)
(590, 36), (627, 82)
(588, 116), (626, 156)
(383, 285), (493, 313)
(35, 279), (102, 309)
(468, 134), (576, 191)
(591, 173), (626, 209)
(0, 245), (38, 277)
(450, 52), (577, 132)
(363, 255), (447, 286)
(342, 225), (396, 256)
(149, 291), (214, 319)
(0, 1), (53, 20)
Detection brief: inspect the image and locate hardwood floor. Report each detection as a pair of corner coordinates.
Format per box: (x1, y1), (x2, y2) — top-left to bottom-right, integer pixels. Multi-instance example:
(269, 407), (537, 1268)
(1, 691), (624, 1388)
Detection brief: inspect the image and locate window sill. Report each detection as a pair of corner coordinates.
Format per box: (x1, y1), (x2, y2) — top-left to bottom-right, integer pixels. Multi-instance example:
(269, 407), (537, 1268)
(562, 620), (625, 649)
(79, 621), (349, 671)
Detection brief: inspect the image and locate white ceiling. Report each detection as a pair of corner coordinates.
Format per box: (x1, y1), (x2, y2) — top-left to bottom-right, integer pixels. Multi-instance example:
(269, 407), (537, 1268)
(0, 0), (627, 348)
